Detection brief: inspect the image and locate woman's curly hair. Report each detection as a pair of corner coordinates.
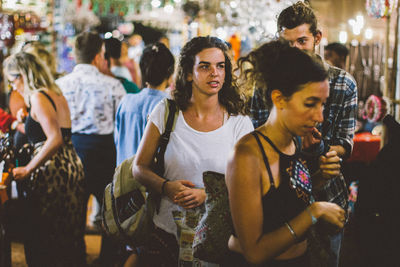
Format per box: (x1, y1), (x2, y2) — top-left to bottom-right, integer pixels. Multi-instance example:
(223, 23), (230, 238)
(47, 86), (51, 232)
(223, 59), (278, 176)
(173, 36), (246, 115)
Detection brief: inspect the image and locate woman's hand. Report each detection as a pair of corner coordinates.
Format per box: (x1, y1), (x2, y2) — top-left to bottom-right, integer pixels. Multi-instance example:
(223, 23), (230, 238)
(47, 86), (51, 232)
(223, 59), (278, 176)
(174, 187), (206, 209)
(12, 166), (31, 180)
(319, 150), (341, 179)
(311, 201), (346, 228)
(302, 127), (322, 149)
(163, 179), (194, 202)
(16, 108), (28, 123)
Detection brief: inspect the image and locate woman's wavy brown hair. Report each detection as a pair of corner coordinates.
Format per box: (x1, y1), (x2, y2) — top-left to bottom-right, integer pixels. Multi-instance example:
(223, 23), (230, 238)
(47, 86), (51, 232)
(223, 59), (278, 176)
(173, 36), (246, 115)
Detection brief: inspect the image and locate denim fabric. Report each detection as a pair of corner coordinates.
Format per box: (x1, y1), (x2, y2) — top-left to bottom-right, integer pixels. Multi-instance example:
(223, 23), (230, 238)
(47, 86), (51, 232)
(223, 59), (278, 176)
(114, 88), (167, 165)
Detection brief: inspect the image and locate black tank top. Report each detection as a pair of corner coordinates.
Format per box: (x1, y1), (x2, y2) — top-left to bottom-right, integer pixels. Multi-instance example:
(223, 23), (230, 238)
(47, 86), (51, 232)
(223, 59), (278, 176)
(25, 91), (71, 144)
(252, 131), (313, 234)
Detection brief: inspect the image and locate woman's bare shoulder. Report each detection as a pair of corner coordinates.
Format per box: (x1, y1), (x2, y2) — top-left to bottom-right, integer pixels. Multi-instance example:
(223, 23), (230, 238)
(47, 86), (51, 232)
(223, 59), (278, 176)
(232, 132), (261, 160)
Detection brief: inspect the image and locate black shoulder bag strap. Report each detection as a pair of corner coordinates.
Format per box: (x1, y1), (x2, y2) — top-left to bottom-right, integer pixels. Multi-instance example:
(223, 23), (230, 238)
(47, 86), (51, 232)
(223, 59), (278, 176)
(152, 98), (178, 176)
(151, 99), (178, 213)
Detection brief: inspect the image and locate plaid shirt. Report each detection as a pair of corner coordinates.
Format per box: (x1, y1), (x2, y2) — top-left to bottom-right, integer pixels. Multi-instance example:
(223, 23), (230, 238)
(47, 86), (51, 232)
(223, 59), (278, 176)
(249, 62), (358, 212)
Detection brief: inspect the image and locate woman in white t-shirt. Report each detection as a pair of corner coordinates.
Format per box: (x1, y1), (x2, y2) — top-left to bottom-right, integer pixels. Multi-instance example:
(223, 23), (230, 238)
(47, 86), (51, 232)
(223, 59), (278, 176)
(132, 36), (254, 266)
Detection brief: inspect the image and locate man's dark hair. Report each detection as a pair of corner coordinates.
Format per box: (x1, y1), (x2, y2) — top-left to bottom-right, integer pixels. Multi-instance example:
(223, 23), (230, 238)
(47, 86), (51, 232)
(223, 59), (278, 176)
(139, 42), (175, 88)
(74, 31), (103, 64)
(277, 1), (319, 36)
(104, 37), (122, 60)
(325, 42), (349, 58)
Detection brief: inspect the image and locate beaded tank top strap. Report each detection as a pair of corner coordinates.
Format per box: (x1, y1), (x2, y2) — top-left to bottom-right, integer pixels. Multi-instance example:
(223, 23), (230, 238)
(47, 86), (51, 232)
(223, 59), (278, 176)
(39, 91), (57, 111)
(251, 131), (275, 187)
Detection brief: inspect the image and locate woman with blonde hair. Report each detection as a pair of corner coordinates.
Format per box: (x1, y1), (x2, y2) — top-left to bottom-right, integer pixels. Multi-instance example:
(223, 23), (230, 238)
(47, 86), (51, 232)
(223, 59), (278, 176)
(4, 52), (86, 266)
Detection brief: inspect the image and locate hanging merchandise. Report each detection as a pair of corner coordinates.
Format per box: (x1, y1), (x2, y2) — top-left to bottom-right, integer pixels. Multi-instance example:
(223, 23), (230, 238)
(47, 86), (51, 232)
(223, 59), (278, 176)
(366, 0), (398, 19)
(0, 13), (15, 49)
(63, 0), (100, 33)
(362, 95), (391, 122)
(219, 0), (303, 45)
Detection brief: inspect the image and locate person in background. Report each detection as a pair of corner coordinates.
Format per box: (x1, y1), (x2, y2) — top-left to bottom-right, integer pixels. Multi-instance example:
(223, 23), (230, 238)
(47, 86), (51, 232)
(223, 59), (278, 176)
(5, 52), (86, 266)
(158, 35), (170, 49)
(227, 39), (345, 266)
(132, 36), (253, 266)
(9, 41), (59, 150)
(22, 41), (63, 80)
(56, 31), (126, 266)
(104, 37), (134, 82)
(128, 34), (145, 65)
(103, 37), (140, 94)
(115, 42), (174, 166)
(249, 2), (357, 266)
(116, 41), (175, 267)
(324, 42), (349, 70)
(120, 40), (141, 86)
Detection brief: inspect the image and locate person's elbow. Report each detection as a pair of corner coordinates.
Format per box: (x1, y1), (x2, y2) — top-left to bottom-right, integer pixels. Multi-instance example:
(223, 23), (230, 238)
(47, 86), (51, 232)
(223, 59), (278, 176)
(242, 248), (267, 265)
(132, 161), (145, 184)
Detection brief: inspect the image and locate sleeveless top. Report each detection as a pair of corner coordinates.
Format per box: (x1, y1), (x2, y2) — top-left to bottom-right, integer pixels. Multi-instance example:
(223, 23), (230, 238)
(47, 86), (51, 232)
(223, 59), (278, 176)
(25, 91), (71, 144)
(251, 131), (313, 235)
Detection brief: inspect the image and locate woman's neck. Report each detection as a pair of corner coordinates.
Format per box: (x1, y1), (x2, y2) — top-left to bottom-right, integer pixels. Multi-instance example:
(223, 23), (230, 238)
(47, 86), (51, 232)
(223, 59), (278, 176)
(147, 81), (168, 91)
(187, 94), (223, 117)
(261, 108), (295, 153)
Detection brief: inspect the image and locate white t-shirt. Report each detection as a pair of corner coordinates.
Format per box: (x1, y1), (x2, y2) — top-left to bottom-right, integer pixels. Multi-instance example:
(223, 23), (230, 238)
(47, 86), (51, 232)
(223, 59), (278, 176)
(149, 99), (254, 238)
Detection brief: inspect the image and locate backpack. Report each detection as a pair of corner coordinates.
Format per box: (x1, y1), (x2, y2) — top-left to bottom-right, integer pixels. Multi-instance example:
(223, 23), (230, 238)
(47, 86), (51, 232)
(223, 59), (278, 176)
(102, 98), (178, 246)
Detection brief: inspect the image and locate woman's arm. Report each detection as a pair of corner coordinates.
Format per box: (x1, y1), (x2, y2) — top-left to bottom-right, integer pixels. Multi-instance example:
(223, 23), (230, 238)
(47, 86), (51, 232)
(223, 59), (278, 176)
(13, 92), (63, 180)
(226, 137), (345, 264)
(132, 121), (195, 201)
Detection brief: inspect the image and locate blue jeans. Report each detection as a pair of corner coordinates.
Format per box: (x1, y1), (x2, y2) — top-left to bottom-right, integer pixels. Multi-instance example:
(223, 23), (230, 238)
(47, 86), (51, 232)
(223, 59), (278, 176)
(329, 230), (344, 267)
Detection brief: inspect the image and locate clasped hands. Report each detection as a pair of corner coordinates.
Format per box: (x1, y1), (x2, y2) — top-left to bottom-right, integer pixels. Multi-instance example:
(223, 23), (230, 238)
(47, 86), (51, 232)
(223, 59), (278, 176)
(164, 180), (206, 209)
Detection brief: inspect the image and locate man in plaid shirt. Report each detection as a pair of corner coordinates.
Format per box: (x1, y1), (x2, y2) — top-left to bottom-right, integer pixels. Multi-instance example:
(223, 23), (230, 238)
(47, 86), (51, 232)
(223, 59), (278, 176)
(250, 2), (357, 267)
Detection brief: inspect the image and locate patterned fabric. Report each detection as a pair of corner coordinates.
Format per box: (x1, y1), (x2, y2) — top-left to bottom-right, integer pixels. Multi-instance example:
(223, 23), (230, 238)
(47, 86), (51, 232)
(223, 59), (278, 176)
(193, 171), (233, 263)
(321, 63), (358, 159)
(56, 64), (126, 135)
(287, 158), (313, 204)
(249, 62), (358, 211)
(25, 137), (86, 266)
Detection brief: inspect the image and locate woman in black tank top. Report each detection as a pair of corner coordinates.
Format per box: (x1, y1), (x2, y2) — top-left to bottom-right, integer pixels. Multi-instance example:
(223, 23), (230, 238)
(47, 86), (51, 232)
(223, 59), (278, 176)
(225, 40), (346, 266)
(4, 52), (86, 266)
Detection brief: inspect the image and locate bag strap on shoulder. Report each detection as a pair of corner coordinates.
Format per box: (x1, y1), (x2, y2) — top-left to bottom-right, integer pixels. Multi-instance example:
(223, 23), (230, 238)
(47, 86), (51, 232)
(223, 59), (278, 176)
(153, 99), (177, 172)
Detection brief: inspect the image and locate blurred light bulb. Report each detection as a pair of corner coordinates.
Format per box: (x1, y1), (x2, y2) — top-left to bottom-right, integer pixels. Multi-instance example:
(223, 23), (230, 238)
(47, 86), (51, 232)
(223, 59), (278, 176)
(339, 31), (348, 44)
(164, 4), (174, 13)
(353, 26), (361, 35)
(151, 0), (161, 8)
(365, 28), (373, 40)
(356, 15), (364, 28)
(230, 1), (238, 8)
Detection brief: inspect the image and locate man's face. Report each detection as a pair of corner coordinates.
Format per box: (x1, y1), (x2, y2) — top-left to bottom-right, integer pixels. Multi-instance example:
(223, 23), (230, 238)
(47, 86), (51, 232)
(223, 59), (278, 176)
(324, 50), (343, 68)
(280, 23), (321, 53)
(94, 45), (107, 71)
